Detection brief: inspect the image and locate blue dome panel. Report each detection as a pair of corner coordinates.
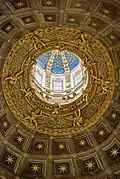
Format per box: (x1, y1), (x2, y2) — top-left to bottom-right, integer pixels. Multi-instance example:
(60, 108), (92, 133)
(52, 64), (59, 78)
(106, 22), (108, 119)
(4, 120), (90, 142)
(37, 51), (52, 70)
(65, 51), (80, 70)
(51, 53), (65, 74)
(37, 50), (80, 74)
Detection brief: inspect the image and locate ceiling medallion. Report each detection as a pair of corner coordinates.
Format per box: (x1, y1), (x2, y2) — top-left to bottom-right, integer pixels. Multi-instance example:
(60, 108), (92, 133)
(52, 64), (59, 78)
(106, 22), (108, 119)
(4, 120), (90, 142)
(2, 27), (115, 135)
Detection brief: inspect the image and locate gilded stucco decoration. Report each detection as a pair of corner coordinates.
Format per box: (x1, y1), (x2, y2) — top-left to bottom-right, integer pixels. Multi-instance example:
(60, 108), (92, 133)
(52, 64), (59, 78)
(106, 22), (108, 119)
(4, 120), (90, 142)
(2, 27), (115, 135)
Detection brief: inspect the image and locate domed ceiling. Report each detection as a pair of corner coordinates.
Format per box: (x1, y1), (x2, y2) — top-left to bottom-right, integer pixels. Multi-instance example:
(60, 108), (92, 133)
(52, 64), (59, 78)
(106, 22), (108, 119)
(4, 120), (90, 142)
(0, 0), (120, 179)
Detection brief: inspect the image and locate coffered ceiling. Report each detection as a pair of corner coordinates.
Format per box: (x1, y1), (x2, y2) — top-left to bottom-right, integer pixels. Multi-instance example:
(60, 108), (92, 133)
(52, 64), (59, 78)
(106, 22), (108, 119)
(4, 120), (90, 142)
(0, 0), (120, 179)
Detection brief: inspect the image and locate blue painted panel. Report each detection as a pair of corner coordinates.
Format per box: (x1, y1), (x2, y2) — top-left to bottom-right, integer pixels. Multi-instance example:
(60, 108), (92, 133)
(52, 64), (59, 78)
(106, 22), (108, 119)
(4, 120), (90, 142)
(37, 51), (52, 69)
(65, 51), (79, 70)
(51, 53), (65, 74)
(37, 50), (80, 74)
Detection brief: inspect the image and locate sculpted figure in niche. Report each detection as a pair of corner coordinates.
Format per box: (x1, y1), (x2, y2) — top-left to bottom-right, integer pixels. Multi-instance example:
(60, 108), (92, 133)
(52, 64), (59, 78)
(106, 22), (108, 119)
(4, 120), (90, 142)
(5, 70), (23, 85)
(23, 110), (42, 129)
(92, 76), (110, 94)
(73, 107), (83, 128)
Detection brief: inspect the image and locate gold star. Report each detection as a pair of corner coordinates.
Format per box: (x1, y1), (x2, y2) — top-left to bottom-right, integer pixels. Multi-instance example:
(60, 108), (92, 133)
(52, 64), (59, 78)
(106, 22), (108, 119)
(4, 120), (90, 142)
(110, 35), (115, 40)
(103, 9), (110, 15)
(37, 143), (43, 150)
(5, 25), (12, 32)
(6, 155), (14, 164)
(25, 18), (31, 23)
(86, 160), (95, 170)
(46, 0), (52, 6)
(3, 121), (8, 128)
(31, 164), (40, 172)
(75, 3), (81, 8)
(111, 113), (116, 119)
(59, 164), (67, 173)
(110, 148), (119, 157)
(98, 130), (105, 136)
(17, 136), (23, 143)
(47, 16), (52, 21)
(92, 22), (97, 27)
(15, 1), (25, 8)
(58, 143), (65, 150)
(69, 17), (75, 22)
(79, 139), (86, 146)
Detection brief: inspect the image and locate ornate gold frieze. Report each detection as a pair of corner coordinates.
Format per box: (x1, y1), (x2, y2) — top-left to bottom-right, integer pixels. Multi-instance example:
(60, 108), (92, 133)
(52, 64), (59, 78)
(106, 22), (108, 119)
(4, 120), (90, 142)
(2, 27), (115, 135)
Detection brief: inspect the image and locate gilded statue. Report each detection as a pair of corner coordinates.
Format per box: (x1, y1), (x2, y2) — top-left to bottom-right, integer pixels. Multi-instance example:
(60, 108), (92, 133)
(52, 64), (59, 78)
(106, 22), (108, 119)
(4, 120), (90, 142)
(73, 107), (83, 128)
(5, 70), (23, 85)
(92, 76), (110, 94)
(20, 88), (37, 108)
(23, 110), (42, 129)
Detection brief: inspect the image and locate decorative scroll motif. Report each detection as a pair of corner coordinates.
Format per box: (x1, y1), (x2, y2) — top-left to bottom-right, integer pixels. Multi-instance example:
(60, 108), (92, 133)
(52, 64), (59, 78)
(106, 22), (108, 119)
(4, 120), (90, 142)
(2, 27), (115, 135)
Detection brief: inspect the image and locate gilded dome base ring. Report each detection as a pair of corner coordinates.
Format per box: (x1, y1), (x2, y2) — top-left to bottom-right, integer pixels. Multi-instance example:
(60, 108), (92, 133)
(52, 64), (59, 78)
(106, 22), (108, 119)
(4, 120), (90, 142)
(2, 27), (115, 135)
